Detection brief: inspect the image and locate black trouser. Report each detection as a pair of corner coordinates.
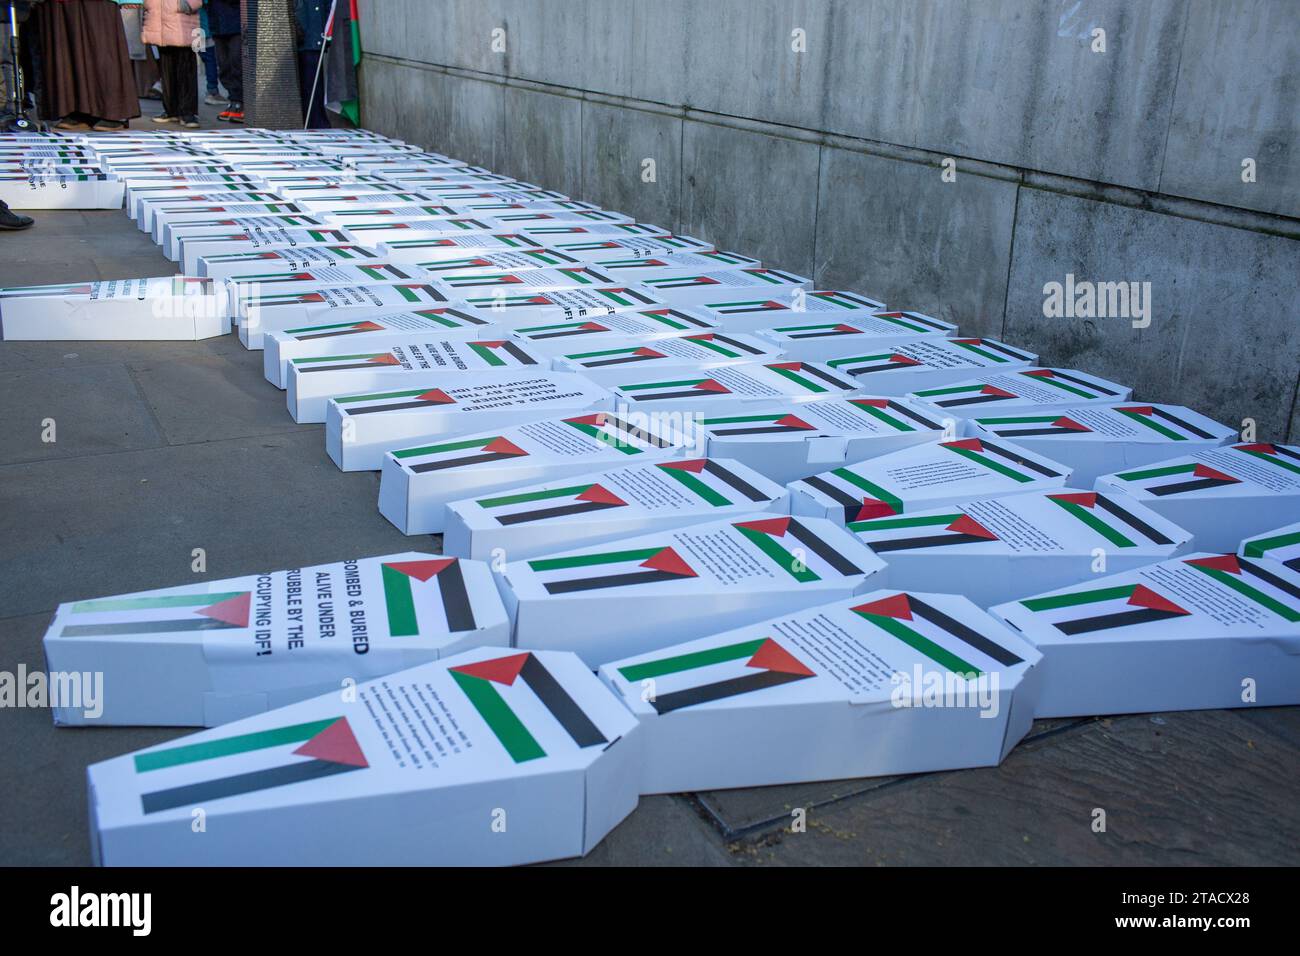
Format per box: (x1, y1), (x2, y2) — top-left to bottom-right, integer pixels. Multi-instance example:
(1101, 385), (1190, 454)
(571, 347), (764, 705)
(298, 49), (330, 128)
(158, 45), (197, 118)
(213, 33), (242, 103)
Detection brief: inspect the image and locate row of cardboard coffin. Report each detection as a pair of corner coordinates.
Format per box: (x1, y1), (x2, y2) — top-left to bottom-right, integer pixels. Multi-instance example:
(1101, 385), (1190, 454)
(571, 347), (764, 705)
(61, 534), (1300, 865)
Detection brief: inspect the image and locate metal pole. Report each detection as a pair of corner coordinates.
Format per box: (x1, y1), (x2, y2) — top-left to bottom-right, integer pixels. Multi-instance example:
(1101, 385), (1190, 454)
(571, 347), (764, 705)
(303, 0), (338, 130)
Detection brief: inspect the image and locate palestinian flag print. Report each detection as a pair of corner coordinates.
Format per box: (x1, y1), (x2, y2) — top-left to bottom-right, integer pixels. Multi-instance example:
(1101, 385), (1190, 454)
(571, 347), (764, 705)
(1235, 443), (1300, 478)
(732, 516), (864, 582)
(201, 245), (375, 265)
(133, 715), (368, 814)
(333, 385), (457, 416)
(391, 435), (530, 474)
(617, 637), (814, 714)
(466, 339), (538, 367)
(1110, 405), (1218, 441)
(417, 250), (581, 274)
(655, 459), (773, 506)
(58, 590), (251, 638)
(380, 558), (479, 634)
(850, 592), (1024, 677)
(701, 410), (820, 437)
(526, 545), (699, 595)
(1242, 524), (1300, 571)
(1018, 582), (1191, 635)
(1111, 460), (1242, 497)
(616, 376), (735, 403)
(1183, 554), (1300, 623)
(291, 351), (404, 374)
(471, 482), (630, 526)
(561, 413), (677, 455)
(449, 653), (607, 763)
(826, 350), (925, 378)
(845, 397), (944, 432)
(1045, 491), (1175, 548)
(848, 511), (1000, 551)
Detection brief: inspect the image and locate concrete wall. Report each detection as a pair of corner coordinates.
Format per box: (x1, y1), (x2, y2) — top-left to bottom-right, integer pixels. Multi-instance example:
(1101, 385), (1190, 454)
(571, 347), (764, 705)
(358, 0), (1300, 440)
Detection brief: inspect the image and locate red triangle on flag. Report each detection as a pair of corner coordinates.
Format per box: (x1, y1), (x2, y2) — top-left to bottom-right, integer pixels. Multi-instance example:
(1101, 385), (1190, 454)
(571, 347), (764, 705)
(852, 593), (913, 620)
(450, 652), (531, 685)
(1127, 585), (1190, 615)
(734, 516), (791, 536)
(1185, 554), (1242, 574)
(640, 547), (697, 577)
(1116, 406), (1154, 416)
(770, 362), (805, 371)
(685, 333), (716, 341)
(577, 322), (608, 331)
(692, 380), (731, 393)
(197, 592), (251, 628)
(352, 321), (384, 332)
(484, 437), (528, 456)
(1049, 492), (1098, 507)
(946, 514), (998, 539)
(577, 485), (627, 506)
(942, 438), (985, 452)
(833, 324), (860, 333)
(888, 354), (922, 366)
(1052, 417), (1089, 430)
(1192, 463), (1239, 482)
(658, 459), (708, 473)
(294, 717), (368, 768)
(565, 413), (607, 426)
(633, 347), (665, 357)
(473, 340), (507, 348)
(1235, 443), (1275, 454)
(416, 389), (455, 405)
(855, 499), (899, 520)
(367, 354), (401, 365)
(747, 638), (815, 677)
(1023, 369), (1055, 378)
(384, 558), (457, 582)
(981, 385), (1017, 397)
(775, 415), (816, 429)
(852, 398), (890, 408)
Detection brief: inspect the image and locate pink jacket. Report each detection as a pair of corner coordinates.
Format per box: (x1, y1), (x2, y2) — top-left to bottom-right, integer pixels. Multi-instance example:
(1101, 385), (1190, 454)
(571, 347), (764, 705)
(141, 0), (203, 49)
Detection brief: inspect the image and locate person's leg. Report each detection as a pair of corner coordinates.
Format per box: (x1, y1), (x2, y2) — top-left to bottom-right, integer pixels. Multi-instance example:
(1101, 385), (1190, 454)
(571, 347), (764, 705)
(0, 199), (34, 231)
(200, 46), (218, 94)
(173, 46), (198, 123)
(155, 46), (180, 118)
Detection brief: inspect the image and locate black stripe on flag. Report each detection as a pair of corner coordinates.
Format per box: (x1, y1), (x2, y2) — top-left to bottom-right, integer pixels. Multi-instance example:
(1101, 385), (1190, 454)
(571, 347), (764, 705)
(709, 423), (805, 436)
(436, 559), (477, 631)
(867, 533), (991, 553)
(937, 393), (1010, 408)
(650, 670), (808, 715)
(1147, 476), (1235, 496)
(299, 361), (384, 373)
(800, 475), (860, 507)
(801, 365), (864, 390)
(495, 499), (622, 526)
(1150, 407), (1214, 439)
(604, 415), (676, 448)
(884, 400), (943, 430)
(1237, 556), (1300, 602)
(979, 439), (1063, 477)
(409, 451), (516, 473)
(519, 654), (608, 747)
(528, 326), (603, 339)
(909, 596), (1023, 666)
(495, 340), (538, 365)
(993, 426), (1082, 437)
(141, 759), (361, 815)
(61, 618), (240, 637)
(1050, 370), (1119, 395)
(543, 568), (683, 595)
(703, 460), (769, 502)
(789, 328), (854, 339)
(1093, 494), (1173, 545)
(347, 398), (444, 415)
(712, 333), (764, 354)
(1056, 607), (1183, 635)
(629, 388), (710, 402)
(848, 360), (918, 376)
(296, 327), (375, 340)
(786, 518), (863, 576)
(581, 353), (658, 367)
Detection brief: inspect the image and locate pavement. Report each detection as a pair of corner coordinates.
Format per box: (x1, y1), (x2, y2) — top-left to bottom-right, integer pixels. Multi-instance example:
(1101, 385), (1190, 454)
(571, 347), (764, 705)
(1, 131), (1298, 866)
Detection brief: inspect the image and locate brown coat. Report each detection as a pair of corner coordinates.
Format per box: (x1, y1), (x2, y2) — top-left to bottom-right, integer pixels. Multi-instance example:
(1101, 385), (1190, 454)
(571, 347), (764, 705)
(141, 0), (203, 49)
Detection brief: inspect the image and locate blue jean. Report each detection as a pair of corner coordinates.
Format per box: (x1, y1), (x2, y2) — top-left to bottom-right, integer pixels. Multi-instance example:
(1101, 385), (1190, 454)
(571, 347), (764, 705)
(200, 47), (218, 95)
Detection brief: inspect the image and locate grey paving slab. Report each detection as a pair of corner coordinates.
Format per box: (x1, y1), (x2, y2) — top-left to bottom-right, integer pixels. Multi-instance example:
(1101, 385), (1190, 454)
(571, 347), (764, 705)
(0, 429), (429, 620)
(0, 612), (188, 866)
(0, 363), (165, 466)
(550, 795), (734, 867)
(728, 708), (1300, 866)
(0, 340), (208, 373)
(125, 351), (315, 446)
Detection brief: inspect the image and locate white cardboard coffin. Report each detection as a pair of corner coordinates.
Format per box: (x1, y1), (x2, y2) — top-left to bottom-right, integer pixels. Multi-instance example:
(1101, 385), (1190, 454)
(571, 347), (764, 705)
(543, 233), (716, 261)
(849, 488), (1193, 607)
(499, 513), (887, 667)
(695, 396), (948, 485)
(508, 305), (720, 357)
(135, 190), (283, 230)
(819, 336), (1038, 396)
(0, 171), (124, 210)
(340, 216), (504, 246)
(636, 267), (811, 306)
(43, 553), (510, 727)
(990, 552), (1300, 717)
(788, 438), (1072, 526)
(694, 289), (887, 333)
(587, 250), (762, 280)
(964, 402), (1235, 486)
(411, 248), (586, 278)
(378, 411), (691, 534)
(377, 234), (549, 264)
(907, 367), (1133, 422)
(551, 331), (783, 386)
(240, 281), (456, 349)
(433, 264), (621, 300)
(1094, 443), (1300, 553)
(445, 457), (788, 560)
(85, 646), (641, 866)
(153, 201), (305, 245)
(231, 263), (433, 321)
(285, 337), (547, 423)
(610, 360), (861, 412)
(753, 310), (957, 363)
(263, 306), (500, 388)
(1240, 520), (1300, 571)
(0, 277), (229, 341)
(168, 215), (331, 262)
(179, 225), (353, 274)
(598, 590), (1042, 793)
(197, 243), (383, 280)
(326, 371), (612, 471)
(443, 285), (668, 330)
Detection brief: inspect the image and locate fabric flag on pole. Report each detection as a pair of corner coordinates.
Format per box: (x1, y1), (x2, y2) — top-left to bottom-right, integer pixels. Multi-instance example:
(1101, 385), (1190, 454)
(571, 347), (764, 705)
(325, 0), (362, 126)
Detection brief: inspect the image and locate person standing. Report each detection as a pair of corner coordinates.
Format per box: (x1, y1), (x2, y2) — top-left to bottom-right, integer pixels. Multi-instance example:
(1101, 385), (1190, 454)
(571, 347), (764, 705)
(143, 0), (203, 128)
(293, 0), (330, 128)
(31, 0), (141, 131)
(208, 0), (242, 122)
(198, 6), (223, 104)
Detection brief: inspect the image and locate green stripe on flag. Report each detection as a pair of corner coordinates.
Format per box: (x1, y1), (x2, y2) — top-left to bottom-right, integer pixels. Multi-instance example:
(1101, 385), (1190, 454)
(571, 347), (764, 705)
(1028, 375), (1094, 398)
(618, 638), (767, 682)
(854, 404), (913, 431)
(1051, 499), (1136, 548)
(857, 613), (979, 677)
(134, 717), (337, 772)
(944, 446), (1034, 483)
(293, 352), (382, 364)
(830, 468), (904, 512)
(951, 341), (1009, 363)
(393, 435), (493, 459)
(381, 564), (418, 636)
(450, 671), (545, 763)
(1021, 584), (1137, 612)
(1115, 462), (1196, 481)
(477, 484), (593, 507)
(469, 342), (506, 366)
(1243, 529), (1300, 559)
(1192, 566), (1300, 622)
(1242, 449), (1300, 475)
(396, 286), (420, 303)
(736, 526), (819, 582)
(849, 514), (962, 532)
(766, 365), (827, 393)
(659, 466), (731, 506)
(72, 592), (245, 613)
(1118, 410), (1185, 441)
(621, 378), (707, 391)
(528, 547), (665, 572)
